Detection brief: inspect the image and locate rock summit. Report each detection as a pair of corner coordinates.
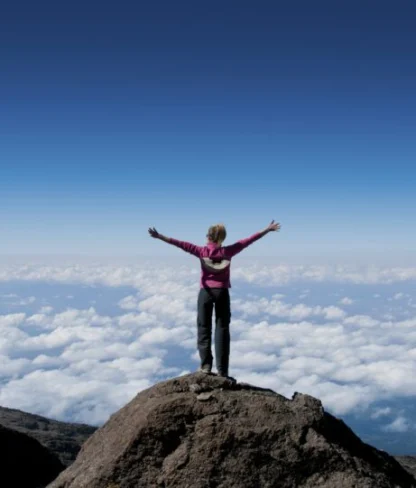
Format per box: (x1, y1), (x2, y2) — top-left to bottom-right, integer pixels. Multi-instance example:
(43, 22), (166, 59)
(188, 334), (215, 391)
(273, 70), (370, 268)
(48, 373), (416, 488)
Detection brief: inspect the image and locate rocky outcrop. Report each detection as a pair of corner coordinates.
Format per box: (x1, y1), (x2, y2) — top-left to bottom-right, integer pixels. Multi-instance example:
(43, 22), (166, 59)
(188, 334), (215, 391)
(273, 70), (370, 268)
(0, 405), (97, 466)
(396, 457), (416, 480)
(0, 423), (64, 488)
(47, 373), (416, 488)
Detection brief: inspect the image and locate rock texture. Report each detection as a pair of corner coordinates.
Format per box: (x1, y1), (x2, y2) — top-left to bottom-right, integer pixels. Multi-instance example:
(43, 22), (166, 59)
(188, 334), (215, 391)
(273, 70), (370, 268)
(0, 405), (97, 466)
(0, 423), (65, 488)
(47, 373), (416, 488)
(396, 457), (416, 480)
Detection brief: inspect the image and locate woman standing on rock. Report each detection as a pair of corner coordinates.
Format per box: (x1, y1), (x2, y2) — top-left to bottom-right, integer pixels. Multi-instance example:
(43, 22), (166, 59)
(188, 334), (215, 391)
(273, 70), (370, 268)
(148, 220), (281, 378)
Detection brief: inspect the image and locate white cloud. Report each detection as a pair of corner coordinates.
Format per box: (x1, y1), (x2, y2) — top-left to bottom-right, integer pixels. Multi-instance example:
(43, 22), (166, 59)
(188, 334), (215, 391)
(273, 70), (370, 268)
(232, 297), (346, 321)
(0, 354), (32, 377)
(232, 264), (416, 286)
(139, 326), (192, 346)
(32, 354), (64, 368)
(339, 297), (354, 305)
(300, 381), (376, 415)
(39, 306), (54, 314)
(21, 296), (36, 305)
(118, 295), (139, 310)
(0, 368), (153, 425)
(1, 262), (416, 289)
(26, 313), (50, 327)
(0, 260), (416, 428)
(0, 313), (26, 327)
(382, 416), (411, 433)
(117, 312), (157, 328)
(371, 407), (392, 419)
(344, 315), (380, 328)
(2, 296), (36, 306)
(229, 351), (280, 370)
(322, 306), (346, 320)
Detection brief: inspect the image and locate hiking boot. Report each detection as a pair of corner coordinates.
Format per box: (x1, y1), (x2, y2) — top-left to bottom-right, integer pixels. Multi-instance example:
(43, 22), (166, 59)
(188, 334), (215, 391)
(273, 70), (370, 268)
(217, 372), (236, 383)
(198, 365), (212, 374)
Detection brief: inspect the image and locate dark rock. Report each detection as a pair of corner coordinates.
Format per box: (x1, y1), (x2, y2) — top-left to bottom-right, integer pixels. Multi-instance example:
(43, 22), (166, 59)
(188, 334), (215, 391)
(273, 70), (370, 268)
(396, 457), (416, 479)
(0, 405), (97, 466)
(47, 373), (416, 488)
(0, 423), (65, 488)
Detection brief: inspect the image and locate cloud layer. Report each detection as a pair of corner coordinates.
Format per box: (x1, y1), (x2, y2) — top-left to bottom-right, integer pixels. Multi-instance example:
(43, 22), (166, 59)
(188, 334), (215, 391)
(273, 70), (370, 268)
(2, 261), (416, 288)
(0, 260), (415, 440)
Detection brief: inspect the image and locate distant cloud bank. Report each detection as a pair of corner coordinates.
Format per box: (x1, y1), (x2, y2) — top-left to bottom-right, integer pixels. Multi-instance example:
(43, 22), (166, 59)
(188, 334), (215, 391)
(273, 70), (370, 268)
(1, 262), (416, 288)
(0, 260), (415, 448)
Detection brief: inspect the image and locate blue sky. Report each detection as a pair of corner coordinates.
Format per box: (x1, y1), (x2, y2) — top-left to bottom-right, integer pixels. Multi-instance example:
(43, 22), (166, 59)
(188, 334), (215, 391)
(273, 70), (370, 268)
(1, 0), (415, 258)
(1, 1), (416, 457)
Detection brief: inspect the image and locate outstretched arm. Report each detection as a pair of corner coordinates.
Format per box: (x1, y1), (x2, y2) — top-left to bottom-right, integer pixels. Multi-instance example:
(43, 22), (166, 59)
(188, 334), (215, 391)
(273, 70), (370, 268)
(148, 227), (171, 243)
(148, 227), (202, 257)
(224, 220), (281, 257)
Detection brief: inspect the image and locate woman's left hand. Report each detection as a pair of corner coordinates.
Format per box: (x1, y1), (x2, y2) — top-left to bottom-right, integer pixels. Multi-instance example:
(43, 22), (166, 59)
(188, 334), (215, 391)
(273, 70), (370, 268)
(267, 220), (281, 232)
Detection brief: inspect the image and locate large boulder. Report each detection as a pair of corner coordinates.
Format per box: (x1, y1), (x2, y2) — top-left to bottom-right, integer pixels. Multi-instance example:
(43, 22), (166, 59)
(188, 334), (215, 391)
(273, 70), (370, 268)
(47, 373), (416, 488)
(0, 423), (64, 488)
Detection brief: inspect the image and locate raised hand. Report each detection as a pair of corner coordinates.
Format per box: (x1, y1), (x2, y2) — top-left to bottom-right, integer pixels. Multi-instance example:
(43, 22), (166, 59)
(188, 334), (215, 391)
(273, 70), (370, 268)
(267, 220), (281, 232)
(148, 227), (160, 239)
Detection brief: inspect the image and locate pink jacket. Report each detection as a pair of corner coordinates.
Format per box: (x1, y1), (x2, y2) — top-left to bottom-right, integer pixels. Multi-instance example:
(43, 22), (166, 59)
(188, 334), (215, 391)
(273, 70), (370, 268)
(168, 232), (264, 288)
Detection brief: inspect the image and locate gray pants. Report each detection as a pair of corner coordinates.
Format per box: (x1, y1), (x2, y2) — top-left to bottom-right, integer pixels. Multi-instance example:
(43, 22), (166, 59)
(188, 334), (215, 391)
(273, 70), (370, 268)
(197, 287), (231, 375)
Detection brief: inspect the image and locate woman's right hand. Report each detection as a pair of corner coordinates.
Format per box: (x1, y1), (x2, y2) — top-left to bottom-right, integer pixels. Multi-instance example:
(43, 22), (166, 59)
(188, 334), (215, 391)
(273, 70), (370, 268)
(148, 227), (160, 238)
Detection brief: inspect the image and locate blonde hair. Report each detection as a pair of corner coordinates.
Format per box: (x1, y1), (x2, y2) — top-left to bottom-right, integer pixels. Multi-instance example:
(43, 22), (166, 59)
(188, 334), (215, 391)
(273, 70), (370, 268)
(207, 223), (227, 244)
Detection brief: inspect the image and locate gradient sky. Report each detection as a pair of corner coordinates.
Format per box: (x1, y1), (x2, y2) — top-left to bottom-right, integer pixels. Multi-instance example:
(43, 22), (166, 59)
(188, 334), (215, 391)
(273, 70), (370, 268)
(1, 0), (415, 260)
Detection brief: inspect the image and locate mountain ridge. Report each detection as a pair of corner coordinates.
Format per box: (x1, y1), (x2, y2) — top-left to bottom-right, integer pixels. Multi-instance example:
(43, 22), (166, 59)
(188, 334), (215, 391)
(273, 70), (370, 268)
(0, 404), (97, 466)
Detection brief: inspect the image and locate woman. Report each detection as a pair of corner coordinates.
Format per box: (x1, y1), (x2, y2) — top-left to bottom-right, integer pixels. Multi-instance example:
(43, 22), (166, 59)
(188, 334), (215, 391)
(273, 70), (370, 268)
(148, 220), (281, 378)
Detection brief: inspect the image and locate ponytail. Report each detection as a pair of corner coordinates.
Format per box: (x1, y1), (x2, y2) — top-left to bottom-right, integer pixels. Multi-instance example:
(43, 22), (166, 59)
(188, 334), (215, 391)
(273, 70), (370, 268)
(207, 223), (227, 244)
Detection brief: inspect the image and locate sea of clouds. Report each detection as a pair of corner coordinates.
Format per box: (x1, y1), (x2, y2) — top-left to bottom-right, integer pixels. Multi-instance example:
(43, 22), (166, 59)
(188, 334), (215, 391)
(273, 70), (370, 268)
(0, 258), (415, 453)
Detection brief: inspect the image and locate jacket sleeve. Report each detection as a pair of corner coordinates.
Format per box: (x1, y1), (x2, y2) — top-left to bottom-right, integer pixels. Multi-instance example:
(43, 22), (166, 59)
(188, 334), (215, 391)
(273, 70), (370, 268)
(168, 237), (203, 258)
(223, 232), (264, 258)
